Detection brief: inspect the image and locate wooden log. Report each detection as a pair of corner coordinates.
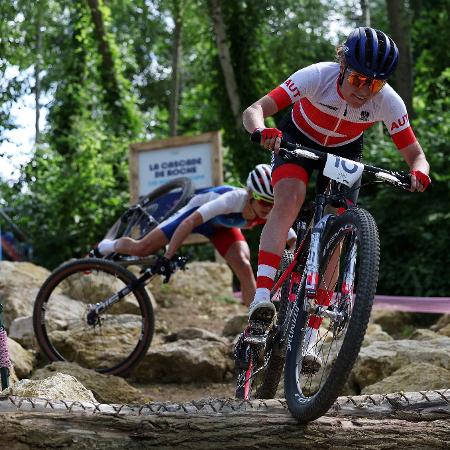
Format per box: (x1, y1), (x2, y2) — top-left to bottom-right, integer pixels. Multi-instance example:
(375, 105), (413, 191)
(1, 391), (450, 449)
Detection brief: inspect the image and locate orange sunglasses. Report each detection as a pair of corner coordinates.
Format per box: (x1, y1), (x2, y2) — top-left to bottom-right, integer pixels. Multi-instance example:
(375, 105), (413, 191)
(346, 68), (386, 94)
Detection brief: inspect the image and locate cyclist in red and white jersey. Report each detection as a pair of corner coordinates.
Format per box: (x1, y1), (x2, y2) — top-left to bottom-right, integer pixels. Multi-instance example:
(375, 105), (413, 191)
(242, 27), (431, 327)
(97, 165), (296, 306)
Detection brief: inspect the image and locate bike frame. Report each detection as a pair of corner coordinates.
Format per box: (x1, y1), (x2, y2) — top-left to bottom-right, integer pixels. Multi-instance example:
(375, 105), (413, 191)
(238, 132), (411, 398)
(271, 188), (349, 340)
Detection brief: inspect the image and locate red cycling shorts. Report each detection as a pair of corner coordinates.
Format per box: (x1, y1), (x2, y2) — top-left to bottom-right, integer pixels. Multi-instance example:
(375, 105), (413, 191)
(210, 227), (246, 257)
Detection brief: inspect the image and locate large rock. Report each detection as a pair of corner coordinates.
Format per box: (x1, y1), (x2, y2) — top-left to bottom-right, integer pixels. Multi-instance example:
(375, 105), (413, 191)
(149, 261), (234, 304)
(2, 372), (96, 402)
(222, 314), (247, 337)
(38, 293), (86, 333)
(370, 310), (415, 337)
(362, 362), (450, 394)
(371, 310), (441, 338)
(46, 314), (145, 370)
(7, 337), (36, 379)
(431, 314), (450, 337)
(164, 327), (227, 344)
(32, 362), (145, 404)
(352, 337), (450, 390)
(362, 323), (394, 347)
(408, 328), (441, 340)
(0, 261), (51, 327)
(132, 338), (233, 383)
(430, 314), (450, 331)
(8, 316), (35, 350)
(55, 270), (149, 315)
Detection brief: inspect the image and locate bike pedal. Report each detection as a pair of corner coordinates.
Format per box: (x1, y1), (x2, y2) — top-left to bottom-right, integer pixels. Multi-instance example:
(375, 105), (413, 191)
(244, 320), (270, 346)
(244, 334), (267, 346)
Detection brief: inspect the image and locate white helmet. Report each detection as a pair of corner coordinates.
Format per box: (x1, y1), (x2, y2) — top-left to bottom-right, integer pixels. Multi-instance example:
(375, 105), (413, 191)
(246, 164), (273, 200)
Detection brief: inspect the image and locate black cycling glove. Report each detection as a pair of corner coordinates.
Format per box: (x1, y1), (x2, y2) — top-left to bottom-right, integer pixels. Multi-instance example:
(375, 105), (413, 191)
(153, 256), (174, 283)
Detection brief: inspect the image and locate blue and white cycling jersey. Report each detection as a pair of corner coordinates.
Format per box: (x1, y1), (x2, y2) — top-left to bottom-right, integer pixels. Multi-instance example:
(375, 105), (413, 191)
(157, 186), (250, 238)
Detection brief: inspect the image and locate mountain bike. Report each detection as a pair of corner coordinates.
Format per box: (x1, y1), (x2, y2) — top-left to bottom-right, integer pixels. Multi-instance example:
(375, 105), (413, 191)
(33, 255), (187, 376)
(234, 134), (411, 422)
(99, 177), (194, 267)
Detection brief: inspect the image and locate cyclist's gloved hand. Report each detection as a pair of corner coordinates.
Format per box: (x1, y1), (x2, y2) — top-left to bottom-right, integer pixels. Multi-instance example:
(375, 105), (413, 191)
(153, 255), (174, 283)
(410, 170), (431, 191)
(253, 127), (282, 152)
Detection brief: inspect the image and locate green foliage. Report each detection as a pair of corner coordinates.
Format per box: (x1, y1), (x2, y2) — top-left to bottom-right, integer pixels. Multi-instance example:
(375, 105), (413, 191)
(1, 0), (143, 268)
(1, 130), (130, 268)
(0, 0), (448, 297)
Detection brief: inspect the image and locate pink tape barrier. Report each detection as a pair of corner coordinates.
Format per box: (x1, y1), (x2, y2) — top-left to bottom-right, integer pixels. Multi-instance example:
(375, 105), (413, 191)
(233, 291), (450, 314)
(373, 295), (450, 314)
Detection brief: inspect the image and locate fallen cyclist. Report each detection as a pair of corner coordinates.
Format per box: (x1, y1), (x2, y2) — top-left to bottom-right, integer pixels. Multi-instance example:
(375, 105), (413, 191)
(96, 165), (296, 306)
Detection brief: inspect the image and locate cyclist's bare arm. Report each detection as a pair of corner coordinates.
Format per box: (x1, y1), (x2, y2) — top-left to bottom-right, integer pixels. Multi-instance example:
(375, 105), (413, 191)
(398, 141), (430, 192)
(164, 211), (203, 259)
(243, 96), (282, 152)
(243, 95), (279, 131)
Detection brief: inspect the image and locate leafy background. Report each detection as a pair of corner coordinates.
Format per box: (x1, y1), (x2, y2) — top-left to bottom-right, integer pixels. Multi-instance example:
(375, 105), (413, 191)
(0, 0), (448, 296)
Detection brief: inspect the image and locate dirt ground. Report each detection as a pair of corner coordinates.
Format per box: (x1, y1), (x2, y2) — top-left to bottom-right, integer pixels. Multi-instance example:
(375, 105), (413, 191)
(135, 381), (236, 402)
(131, 262), (247, 401)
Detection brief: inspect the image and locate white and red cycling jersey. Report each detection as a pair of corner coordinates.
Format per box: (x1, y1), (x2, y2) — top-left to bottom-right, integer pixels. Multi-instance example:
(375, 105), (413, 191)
(268, 62), (416, 150)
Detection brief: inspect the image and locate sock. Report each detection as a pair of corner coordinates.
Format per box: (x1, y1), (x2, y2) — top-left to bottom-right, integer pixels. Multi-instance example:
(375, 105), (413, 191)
(252, 250), (281, 304)
(303, 327), (320, 354)
(307, 288), (333, 329)
(98, 239), (117, 256)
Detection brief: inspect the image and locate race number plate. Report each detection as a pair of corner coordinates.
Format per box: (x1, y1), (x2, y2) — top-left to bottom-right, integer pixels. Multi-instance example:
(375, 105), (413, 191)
(323, 154), (364, 187)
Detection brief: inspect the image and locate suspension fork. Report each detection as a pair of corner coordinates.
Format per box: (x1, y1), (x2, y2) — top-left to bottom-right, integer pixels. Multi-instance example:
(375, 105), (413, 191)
(304, 194), (334, 299)
(341, 234), (357, 296)
(86, 269), (154, 325)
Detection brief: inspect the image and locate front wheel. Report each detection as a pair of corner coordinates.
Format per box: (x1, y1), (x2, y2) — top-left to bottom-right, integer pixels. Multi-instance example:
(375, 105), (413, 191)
(33, 258), (154, 376)
(284, 208), (379, 422)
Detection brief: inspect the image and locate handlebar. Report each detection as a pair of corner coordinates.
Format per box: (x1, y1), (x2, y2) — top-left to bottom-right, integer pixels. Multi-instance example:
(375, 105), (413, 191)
(251, 130), (411, 189)
(149, 254), (188, 283)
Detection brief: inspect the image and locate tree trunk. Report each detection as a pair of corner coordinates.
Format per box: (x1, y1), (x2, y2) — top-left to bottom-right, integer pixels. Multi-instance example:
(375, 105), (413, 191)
(1, 391), (449, 448)
(34, 0), (44, 145)
(386, 0), (414, 116)
(210, 0), (242, 130)
(169, 0), (183, 137)
(85, 0), (128, 131)
(360, 0), (371, 26)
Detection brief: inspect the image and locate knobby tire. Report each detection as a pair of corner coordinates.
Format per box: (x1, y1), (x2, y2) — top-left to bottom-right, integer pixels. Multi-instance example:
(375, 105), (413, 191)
(284, 208), (379, 422)
(33, 258), (154, 376)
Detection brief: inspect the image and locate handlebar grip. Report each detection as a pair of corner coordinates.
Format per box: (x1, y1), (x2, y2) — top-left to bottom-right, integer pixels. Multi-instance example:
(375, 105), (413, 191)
(250, 129), (291, 150)
(250, 130), (262, 144)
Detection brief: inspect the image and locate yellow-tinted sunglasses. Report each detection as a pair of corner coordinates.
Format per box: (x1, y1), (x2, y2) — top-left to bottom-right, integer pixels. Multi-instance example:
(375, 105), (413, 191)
(252, 191), (274, 206)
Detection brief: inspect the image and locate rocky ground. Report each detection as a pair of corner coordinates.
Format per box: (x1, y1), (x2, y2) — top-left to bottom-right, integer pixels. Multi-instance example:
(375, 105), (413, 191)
(1, 259), (450, 404)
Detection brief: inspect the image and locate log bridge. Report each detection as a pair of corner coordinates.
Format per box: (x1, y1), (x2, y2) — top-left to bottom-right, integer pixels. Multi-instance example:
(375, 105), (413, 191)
(1, 390), (450, 449)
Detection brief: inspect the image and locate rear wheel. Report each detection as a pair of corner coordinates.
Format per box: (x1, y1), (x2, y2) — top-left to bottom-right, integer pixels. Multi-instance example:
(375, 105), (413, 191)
(255, 250), (294, 399)
(104, 177), (194, 241)
(284, 208), (379, 422)
(33, 258), (154, 376)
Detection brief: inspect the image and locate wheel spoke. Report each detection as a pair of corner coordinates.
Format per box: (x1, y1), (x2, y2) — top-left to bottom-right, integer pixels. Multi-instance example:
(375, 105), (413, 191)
(34, 259), (153, 375)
